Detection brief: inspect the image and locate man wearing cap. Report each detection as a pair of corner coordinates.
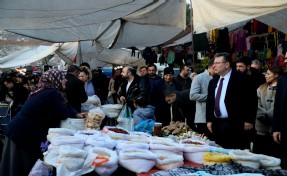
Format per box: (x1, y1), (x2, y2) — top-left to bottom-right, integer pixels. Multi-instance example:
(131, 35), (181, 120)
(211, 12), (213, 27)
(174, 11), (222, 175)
(163, 67), (182, 91)
(155, 67), (182, 126)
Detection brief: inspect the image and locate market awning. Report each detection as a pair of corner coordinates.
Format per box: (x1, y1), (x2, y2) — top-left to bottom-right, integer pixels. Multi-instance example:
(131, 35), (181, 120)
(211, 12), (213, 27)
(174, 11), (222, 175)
(0, 42), (145, 68)
(192, 0), (287, 34)
(0, 0), (186, 49)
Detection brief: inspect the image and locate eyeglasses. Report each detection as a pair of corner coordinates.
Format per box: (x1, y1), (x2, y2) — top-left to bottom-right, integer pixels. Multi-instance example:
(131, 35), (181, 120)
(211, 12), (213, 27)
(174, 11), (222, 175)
(213, 62), (226, 65)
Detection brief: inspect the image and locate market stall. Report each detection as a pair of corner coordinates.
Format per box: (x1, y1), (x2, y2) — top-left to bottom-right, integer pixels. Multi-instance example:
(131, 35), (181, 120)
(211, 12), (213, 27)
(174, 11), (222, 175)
(31, 99), (285, 176)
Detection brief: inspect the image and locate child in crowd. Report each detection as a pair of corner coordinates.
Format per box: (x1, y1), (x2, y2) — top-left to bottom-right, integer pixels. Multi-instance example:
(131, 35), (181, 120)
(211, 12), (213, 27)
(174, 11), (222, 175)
(133, 96), (156, 126)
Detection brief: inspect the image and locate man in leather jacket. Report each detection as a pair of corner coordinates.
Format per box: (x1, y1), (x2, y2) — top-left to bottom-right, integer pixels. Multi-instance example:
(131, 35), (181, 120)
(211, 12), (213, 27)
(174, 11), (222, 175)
(118, 66), (147, 112)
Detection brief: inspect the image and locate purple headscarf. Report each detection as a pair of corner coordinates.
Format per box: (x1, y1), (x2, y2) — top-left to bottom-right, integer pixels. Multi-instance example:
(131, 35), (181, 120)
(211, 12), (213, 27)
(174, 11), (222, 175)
(30, 69), (67, 103)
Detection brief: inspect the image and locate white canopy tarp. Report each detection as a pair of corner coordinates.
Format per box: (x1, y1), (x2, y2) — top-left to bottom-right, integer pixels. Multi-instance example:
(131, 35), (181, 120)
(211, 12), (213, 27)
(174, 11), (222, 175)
(164, 33), (192, 47)
(0, 42), (78, 68)
(0, 0), (186, 49)
(0, 42), (145, 68)
(79, 41), (144, 68)
(192, 0), (287, 34)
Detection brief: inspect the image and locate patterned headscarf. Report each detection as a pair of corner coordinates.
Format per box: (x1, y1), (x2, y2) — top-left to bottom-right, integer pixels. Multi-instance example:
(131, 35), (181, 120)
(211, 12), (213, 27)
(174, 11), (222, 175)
(30, 69), (67, 102)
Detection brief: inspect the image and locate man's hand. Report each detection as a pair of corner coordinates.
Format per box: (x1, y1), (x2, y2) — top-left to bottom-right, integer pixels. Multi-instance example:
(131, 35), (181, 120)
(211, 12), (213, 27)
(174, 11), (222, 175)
(120, 96), (126, 102)
(273, 132), (281, 144)
(244, 122), (253, 131)
(76, 112), (88, 118)
(207, 122), (213, 133)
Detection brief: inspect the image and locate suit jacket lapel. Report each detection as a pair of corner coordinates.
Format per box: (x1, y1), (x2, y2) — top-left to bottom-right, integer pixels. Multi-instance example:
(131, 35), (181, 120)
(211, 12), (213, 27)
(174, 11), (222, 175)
(225, 70), (235, 107)
(212, 76), (220, 100)
(127, 79), (136, 94)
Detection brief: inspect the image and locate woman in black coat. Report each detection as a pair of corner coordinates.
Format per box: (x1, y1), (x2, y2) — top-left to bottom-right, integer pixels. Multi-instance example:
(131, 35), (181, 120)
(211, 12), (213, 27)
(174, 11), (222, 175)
(4, 76), (30, 117)
(0, 69), (84, 176)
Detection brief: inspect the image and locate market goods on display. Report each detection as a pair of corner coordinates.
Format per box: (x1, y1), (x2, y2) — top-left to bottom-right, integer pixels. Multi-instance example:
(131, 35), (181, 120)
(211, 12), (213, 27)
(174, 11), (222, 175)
(85, 108), (105, 130)
(177, 131), (208, 141)
(161, 121), (191, 135)
(105, 126), (129, 134)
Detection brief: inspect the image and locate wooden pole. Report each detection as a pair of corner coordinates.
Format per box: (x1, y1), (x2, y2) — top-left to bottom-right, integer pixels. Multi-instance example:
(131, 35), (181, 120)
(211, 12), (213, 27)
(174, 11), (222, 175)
(190, 0), (195, 69)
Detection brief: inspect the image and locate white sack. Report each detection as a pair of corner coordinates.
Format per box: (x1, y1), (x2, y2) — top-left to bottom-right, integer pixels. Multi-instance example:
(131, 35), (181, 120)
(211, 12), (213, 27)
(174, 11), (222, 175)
(86, 136), (117, 150)
(59, 146), (88, 158)
(258, 154), (281, 169)
(229, 150), (261, 169)
(119, 148), (157, 173)
(59, 157), (85, 171)
(116, 140), (149, 152)
(90, 147), (118, 176)
(47, 128), (76, 141)
(51, 136), (85, 146)
(150, 142), (184, 155)
(154, 153), (184, 170)
(105, 131), (127, 140)
(149, 136), (174, 144)
(48, 128), (76, 135)
(60, 118), (86, 130)
(48, 143), (85, 151)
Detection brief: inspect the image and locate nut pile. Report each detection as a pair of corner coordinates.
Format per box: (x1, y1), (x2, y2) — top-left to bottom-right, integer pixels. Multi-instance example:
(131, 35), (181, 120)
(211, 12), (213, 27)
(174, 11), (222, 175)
(161, 121), (191, 135)
(177, 131), (208, 141)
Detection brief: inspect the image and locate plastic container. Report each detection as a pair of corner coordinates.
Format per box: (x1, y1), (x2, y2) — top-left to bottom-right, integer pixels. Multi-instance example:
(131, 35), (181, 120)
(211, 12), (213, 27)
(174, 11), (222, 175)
(153, 122), (162, 136)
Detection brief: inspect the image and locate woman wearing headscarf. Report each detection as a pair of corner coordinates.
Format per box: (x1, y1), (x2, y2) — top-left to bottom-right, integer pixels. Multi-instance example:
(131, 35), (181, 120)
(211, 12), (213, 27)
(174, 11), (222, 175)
(0, 69), (85, 176)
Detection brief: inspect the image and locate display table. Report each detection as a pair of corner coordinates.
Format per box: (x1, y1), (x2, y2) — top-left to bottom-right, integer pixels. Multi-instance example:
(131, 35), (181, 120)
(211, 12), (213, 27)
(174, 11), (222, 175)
(137, 160), (203, 176)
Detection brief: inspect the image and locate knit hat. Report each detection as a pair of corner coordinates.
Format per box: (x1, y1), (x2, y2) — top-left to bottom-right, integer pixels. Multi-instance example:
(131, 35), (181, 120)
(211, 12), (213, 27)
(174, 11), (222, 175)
(164, 67), (174, 75)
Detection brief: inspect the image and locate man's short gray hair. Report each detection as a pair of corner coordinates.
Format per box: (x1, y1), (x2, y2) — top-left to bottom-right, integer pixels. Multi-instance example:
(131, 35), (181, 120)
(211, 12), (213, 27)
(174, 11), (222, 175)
(251, 59), (262, 67)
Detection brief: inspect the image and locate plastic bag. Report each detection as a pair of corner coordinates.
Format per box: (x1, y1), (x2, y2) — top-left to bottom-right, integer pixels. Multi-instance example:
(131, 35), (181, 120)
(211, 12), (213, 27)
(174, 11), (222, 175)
(134, 119), (155, 134)
(85, 107), (105, 130)
(117, 104), (133, 132)
(29, 159), (52, 176)
(81, 95), (101, 112)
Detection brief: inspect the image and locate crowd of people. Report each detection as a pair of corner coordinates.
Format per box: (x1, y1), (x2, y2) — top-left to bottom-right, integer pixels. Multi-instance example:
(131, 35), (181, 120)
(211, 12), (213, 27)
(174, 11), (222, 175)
(0, 52), (287, 175)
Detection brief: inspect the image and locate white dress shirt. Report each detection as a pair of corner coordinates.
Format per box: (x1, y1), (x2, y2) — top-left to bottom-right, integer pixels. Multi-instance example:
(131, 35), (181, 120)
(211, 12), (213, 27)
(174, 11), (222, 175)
(214, 70), (232, 118)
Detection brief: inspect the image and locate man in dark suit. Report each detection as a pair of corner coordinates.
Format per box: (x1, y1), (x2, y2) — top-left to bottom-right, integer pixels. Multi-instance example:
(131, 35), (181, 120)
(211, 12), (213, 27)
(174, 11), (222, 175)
(273, 60), (287, 169)
(206, 52), (256, 149)
(65, 65), (88, 112)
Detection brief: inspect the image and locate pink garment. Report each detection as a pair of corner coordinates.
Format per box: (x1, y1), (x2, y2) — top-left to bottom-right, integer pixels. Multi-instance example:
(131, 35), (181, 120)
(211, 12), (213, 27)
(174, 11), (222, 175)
(235, 29), (248, 52)
(229, 32), (237, 49)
